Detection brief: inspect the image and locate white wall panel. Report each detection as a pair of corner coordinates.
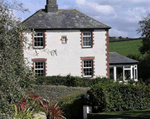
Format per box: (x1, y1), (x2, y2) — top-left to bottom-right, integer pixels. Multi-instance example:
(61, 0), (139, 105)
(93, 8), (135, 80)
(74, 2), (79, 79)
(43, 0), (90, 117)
(24, 30), (107, 78)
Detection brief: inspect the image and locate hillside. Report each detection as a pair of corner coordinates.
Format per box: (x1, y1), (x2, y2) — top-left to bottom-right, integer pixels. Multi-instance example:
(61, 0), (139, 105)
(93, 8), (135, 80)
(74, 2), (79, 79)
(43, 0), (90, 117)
(109, 39), (142, 56)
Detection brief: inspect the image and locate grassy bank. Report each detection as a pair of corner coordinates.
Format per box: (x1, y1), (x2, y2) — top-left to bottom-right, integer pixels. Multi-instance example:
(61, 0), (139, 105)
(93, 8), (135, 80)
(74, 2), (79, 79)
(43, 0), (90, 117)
(109, 39), (142, 56)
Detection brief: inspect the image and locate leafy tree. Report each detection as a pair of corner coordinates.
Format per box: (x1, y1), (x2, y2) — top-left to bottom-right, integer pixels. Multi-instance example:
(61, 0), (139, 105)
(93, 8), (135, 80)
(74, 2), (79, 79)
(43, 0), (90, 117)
(137, 13), (150, 55)
(118, 36), (122, 39)
(0, 0), (36, 117)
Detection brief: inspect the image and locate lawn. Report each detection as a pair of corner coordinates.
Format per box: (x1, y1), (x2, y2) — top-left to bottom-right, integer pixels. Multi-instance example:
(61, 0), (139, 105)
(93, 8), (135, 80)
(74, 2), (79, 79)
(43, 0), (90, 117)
(109, 39), (142, 56)
(34, 85), (89, 101)
(101, 109), (150, 118)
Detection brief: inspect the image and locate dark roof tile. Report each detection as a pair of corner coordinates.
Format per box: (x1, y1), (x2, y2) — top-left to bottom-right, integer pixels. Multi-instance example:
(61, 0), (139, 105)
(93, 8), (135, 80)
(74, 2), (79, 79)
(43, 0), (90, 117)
(109, 52), (139, 64)
(22, 9), (111, 29)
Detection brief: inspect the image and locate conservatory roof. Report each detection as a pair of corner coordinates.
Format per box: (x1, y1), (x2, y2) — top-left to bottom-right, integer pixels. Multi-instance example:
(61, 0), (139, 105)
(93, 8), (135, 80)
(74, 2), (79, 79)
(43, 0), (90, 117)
(109, 52), (139, 65)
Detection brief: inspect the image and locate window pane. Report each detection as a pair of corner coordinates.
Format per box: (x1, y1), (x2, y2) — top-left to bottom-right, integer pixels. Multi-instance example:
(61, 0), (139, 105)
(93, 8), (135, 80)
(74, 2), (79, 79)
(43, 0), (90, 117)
(84, 68), (92, 76)
(35, 32), (43, 36)
(83, 59), (93, 77)
(34, 33), (44, 47)
(83, 34), (92, 47)
(84, 60), (92, 67)
(35, 61), (45, 76)
(83, 32), (91, 36)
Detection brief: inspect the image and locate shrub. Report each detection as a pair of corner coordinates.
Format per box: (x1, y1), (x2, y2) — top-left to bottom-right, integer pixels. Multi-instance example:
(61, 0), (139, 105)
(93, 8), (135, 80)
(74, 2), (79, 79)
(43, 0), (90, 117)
(36, 75), (112, 87)
(12, 105), (34, 119)
(58, 92), (87, 119)
(87, 82), (150, 112)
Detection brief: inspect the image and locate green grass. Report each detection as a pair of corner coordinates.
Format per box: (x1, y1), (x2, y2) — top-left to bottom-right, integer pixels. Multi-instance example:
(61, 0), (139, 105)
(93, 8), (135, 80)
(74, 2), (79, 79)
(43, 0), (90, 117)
(101, 109), (150, 118)
(109, 39), (142, 56)
(34, 85), (89, 101)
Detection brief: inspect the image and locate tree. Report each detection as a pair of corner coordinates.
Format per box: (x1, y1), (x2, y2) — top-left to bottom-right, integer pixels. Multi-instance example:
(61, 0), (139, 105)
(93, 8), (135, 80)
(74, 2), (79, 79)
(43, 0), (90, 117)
(0, 0), (36, 117)
(118, 36), (122, 39)
(137, 13), (150, 55)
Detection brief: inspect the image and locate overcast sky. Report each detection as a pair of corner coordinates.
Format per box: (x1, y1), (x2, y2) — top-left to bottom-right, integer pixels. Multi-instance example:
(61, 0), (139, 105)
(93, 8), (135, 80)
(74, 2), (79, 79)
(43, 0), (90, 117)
(11, 0), (150, 38)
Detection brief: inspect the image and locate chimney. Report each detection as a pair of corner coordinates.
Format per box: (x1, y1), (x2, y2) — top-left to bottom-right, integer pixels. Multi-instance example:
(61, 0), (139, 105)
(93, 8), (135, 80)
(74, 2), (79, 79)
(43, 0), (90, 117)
(45, 0), (58, 12)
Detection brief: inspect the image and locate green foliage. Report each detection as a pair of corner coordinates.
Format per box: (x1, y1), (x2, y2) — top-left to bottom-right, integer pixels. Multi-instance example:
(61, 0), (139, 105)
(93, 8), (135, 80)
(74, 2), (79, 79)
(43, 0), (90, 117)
(137, 13), (150, 55)
(59, 92), (86, 119)
(36, 75), (112, 87)
(0, 0), (36, 116)
(12, 105), (34, 119)
(88, 82), (150, 113)
(127, 54), (150, 83)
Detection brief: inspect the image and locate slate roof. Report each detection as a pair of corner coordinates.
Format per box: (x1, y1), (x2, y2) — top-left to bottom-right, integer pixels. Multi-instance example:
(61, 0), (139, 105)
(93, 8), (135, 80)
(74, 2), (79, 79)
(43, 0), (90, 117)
(22, 9), (111, 29)
(109, 52), (139, 65)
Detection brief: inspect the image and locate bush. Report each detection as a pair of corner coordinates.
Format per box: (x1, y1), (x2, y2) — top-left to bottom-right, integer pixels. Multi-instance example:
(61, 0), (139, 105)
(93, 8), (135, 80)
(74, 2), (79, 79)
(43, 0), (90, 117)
(36, 75), (112, 87)
(87, 82), (150, 112)
(58, 92), (87, 119)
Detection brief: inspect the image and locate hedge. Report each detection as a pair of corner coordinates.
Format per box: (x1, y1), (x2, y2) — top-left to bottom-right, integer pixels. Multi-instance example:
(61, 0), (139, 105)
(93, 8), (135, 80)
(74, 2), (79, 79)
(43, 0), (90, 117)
(35, 75), (113, 87)
(87, 82), (150, 112)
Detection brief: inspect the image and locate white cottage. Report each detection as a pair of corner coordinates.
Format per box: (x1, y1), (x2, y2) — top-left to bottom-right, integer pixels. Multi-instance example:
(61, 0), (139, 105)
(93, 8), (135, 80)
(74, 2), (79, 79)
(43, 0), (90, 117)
(23, 0), (138, 81)
(23, 0), (110, 78)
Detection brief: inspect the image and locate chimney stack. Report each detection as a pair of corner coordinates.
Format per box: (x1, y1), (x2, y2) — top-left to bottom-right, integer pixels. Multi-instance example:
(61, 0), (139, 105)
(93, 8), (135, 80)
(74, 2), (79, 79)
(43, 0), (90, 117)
(45, 0), (58, 12)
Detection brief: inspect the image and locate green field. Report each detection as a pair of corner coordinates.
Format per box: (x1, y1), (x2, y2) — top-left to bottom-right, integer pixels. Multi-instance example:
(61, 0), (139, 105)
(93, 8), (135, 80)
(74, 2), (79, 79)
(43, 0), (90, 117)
(109, 39), (142, 56)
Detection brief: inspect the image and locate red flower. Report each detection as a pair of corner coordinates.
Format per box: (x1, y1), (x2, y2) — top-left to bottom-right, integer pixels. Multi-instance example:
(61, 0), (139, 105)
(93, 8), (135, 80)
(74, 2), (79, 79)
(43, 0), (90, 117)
(20, 101), (27, 110)
(26, 90), (39, 99)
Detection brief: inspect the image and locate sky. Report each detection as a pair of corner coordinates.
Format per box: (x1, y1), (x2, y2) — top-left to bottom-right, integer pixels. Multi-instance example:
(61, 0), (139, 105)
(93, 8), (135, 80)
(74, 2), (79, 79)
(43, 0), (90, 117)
(11, 0), (150, 38)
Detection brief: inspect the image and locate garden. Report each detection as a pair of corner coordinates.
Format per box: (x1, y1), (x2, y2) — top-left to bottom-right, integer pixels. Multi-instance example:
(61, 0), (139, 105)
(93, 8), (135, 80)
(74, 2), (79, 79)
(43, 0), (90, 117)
(1, 0), (150, 118)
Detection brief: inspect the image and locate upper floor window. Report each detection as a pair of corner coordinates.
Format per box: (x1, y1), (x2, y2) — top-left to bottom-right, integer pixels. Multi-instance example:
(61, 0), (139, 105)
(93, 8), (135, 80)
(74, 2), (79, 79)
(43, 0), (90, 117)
(34, 32), (44, 49)
(61, 36), (68, 44)
(83, 32), (92, 48)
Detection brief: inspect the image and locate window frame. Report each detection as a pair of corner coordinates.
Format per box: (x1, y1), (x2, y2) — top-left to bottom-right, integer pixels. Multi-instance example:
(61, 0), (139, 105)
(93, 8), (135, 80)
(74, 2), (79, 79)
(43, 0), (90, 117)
(34, 61), (45, 76)
(33, 32), (45, 49)
(32, 58), (47, 76)
(80, 57), (95, 78)
(83, 60), (93, 78)
(82, 31), (92, 48)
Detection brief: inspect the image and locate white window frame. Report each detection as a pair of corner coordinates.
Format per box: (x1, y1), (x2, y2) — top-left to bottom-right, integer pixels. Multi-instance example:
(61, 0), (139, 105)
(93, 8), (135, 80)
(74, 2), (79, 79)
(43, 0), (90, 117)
(34, 61), (45, 76)
(83, 60), (93, 77)
(82, 32), (92, 48)
(34, 32), (44, 49)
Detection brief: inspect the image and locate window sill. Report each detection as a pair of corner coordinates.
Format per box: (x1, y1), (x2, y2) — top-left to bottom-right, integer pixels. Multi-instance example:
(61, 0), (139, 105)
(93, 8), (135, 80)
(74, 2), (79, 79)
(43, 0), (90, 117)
(82, 46), (92, 49)
(83, 76), (93, 78)
(33, 47), (44, 49)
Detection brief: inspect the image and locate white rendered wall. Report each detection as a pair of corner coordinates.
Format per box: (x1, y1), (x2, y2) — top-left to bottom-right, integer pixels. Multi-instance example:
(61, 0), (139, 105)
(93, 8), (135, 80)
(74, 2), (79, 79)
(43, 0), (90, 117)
(24, 30), (107, 78)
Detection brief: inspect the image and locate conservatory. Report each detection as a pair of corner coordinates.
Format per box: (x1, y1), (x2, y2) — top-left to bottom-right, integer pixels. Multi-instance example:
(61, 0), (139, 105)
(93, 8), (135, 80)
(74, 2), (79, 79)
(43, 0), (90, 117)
(109, 52), (139, 82)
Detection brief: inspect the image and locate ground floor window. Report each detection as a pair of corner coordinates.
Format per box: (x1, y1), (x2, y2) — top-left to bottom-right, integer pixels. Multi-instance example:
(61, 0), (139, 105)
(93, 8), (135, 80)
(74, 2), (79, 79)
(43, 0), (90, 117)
(80, 57), (95, 78)
(34, 61), (45, 76)
(83, 60), (93, 77)
(32, 58), (47, 76)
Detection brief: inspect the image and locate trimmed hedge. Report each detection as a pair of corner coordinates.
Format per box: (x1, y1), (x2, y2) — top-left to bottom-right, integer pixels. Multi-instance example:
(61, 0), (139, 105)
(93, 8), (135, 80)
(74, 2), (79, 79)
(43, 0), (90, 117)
(87, 82), (150, 112)
(36, 75), (113, 87)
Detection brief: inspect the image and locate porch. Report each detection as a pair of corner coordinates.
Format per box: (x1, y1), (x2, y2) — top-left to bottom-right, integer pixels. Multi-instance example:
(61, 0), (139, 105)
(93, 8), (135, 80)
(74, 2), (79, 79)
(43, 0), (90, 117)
(109, 52), (139, 82)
